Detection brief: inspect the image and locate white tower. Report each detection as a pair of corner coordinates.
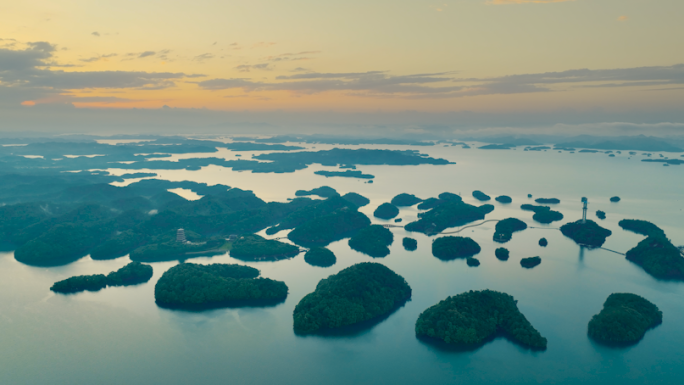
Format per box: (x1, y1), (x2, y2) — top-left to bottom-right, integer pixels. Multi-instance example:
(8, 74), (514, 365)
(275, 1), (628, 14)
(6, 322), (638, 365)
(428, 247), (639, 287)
(581, 197), (588, 224)
(176, 228), (186, 243)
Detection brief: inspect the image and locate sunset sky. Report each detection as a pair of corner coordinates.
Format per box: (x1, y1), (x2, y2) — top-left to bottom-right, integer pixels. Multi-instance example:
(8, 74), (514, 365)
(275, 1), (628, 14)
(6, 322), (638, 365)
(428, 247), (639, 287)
(1, 0), (683, 133)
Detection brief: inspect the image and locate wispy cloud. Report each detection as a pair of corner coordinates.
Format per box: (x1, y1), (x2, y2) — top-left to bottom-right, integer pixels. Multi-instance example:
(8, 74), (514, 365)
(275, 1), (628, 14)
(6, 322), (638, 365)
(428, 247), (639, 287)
(235, 63), (271, 72)
(488, 0), (573, 4)
(91, 31), (100, 37)
(193, 53), (214, 62)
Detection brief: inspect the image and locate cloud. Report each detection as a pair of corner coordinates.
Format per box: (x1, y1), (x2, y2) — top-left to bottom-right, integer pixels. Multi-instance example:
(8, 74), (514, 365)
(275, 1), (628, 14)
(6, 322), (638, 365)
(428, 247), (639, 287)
(138, 51), (156, 58)
(488, 0), (573, 4)
(80, 53), (117, 63)
(91, 32), (100, 37)
(193, 53), (214, 62)
(618, 15), (629, 21)
(235, 63), (271, 72)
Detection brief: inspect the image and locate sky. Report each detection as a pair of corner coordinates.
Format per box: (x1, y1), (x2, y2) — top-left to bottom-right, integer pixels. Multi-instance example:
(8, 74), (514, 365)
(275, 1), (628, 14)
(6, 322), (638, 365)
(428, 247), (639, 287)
(1, 0), (683, 135)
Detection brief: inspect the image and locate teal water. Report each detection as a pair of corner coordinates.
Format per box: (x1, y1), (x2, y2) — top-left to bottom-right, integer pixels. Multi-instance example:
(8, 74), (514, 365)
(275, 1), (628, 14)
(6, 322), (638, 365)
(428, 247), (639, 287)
(1, 144), (683, 385)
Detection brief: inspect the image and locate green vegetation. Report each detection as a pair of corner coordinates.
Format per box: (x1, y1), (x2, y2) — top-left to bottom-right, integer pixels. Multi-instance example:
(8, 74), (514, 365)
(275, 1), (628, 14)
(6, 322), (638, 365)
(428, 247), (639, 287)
(51, 274), (108, 293)
(391, 193), (422, 207)
(520, 204), (564, 224)
(535, 198), (560, 204)
(495, 247), (510, 261)
(588, 293), (662, 345)
(293, 262), (412, 334)
(230, 234), (300, 261)
(255, 148), (453, 167)
(521, 256), (541, 269)
(610, 196), (621, 202)
(288, 208), (371, 247)
(560, 220), (612, 247)
(479, 144), (516, 150)
(625, 236), (684, 280)
(51, 262), (153, 293)
(348, 225), (394, 258)
(417, 197), (442, 210)
(405, 201), (494, 234)
(341, 192), (370, 208)
(472, 190), (491, 201)
(374, 203), (400, 220)
(295, 186), (338, 198)
(106, 262), (154, 286)
(266, 195), (355, 235)
(155, 263), (288, 309)
(415, 290), (547, 349)
(304, 247), (336, 267)
(314, 170), (374, 179)
(495, 195), (512, 203)
(619, 219), (666, 238)
(402, 237), (417, 251)
(432, 236), (481, 261)
(130, 239), (224, 262)
(493, 218), (527, 243)
(466, 257), (480, 267)
(90, 230), (148, 260)
(539, 238), (548, 247)
(596, 210), (606, 220)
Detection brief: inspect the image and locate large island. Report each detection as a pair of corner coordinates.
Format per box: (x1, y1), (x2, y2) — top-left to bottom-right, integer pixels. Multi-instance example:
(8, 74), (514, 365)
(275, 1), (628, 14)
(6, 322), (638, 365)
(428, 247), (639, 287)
(348, 225), (394, 258)
(431, 236), (481, 261)
(415, 290), (548, 350)
(560, 220), (612, 247)
(293, 262), (412, 334)
(230, 234), (300, 261)
(588, 293), (662, 345)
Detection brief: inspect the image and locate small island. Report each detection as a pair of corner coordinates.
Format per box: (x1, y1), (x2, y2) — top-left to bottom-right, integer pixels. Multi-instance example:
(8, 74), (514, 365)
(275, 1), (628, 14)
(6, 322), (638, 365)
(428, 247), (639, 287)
(610, 196), (621, 202)
(373, 203), (400, 220)
(466, 257), (480, 267)
(304, 247), (336, 267)
(314, 170), (374, 179)
(472, 190), (491, 201)
(495, 247), (510, 261)
(560, 220), (612, 247)
(432, 236), (481, 261)
(415, 290), (547, 350)
(625, 235), (684, 280)
(539, 238), (548, 247)
(293, 262), (412, 334)
(495, 195), (512, 203)
(521, 256), (541, 269)
(342, 192), (370, 208)
(596, 210), (606, 220)
(295, 186), (338, 198)
(155, 263), (288, 309)
(535, 198), (560, 204)
(51, 262), (153, 293)
(402, 237), (417, 251)
(390, 193), (423, 207)
(520, 204), (564, 224)
(405, 201), (494, 234)
(618, 219), (665, 237)
(493, 218), (527, 243)
(348, 225), (394, 258)
(588, 293), (662, 345)
(230, 234), (300, 261)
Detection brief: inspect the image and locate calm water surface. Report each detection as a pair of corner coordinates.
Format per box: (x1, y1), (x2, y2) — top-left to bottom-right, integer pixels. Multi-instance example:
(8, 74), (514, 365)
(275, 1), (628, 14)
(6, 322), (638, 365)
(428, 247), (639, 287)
(1, 144), (683, 385)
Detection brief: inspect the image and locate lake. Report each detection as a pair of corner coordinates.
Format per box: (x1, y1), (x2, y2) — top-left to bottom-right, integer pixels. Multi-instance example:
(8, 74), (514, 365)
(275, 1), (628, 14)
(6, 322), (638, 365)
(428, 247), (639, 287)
(1, 142), (683, 385)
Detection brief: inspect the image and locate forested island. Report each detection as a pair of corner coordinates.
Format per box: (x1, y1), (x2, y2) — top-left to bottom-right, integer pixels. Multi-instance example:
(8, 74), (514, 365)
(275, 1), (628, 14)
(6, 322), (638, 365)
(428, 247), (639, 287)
(391, 193), (423, 207)
(495, 247), (510, 261)
(596, 210), (606, 220)
(619, 219), (665, 237)
(51, 262), (153, 293)
(314, 170), (375, 179)
(415, 290), (547, 350)
(405, 201), (494, 234)
(539, 238), (548, 247)
(432, 236), (481, 261)
(293, 262), (412, 334)
(154, 263), (288, 309)
(588, 293), (662, 345)
(466, 257), (480, 267)
(493, 218), (527, 243)
(403, 237), (417, 251)
(535, 198), (560, 204)
(288, 207), (370, 247)
(304, 247), (336, 267)
(341, 192), (370, 207)
(295, 186), (338, 198)
(230, 234), (300, 261)
(625, 235), (684, 280)
(495, 195), (512, 203)
(348, 225), (394, 258)
(521, 256), (541, 269)
(610, 196), (621, 202)
(373, 203), (400, 220)
(520, 204), (564, 224)
(560, 220), (612, 247)
(472, 190), (491, 201)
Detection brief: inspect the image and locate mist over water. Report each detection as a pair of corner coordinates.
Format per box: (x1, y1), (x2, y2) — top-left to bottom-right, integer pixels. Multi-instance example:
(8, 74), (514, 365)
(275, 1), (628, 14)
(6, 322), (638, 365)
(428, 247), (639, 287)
(1, 143), (683, 385)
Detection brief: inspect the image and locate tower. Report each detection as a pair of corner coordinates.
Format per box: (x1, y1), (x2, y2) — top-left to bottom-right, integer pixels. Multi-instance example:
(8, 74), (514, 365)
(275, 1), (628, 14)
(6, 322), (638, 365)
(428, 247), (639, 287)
(176, 228), (186, 243)
(581, 197), (588, 224)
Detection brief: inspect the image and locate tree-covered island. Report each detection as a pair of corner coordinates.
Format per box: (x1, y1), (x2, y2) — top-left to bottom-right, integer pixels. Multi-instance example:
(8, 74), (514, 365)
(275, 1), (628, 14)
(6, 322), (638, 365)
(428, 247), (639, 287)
(304, 247), (336, 267)
(391, 193), (423, 207)
(373, 203), (400, 220)
(472, 190), (491, 201)
(415, 290), (547, 350)
(348, 225), (394, 258)
(431, 236), (481, 261)
(466, 257), (480, 267)
(287, 207), (371, 247)
(588, 293), (662, 345)
(314, 170), (375, 179)
(295, 186), (338, 198)
(403, 237), (418, 251)
(596, 210), (606, 220)
(560, 220), (612, 247)
(230, 234), (300, 261)
(155, 263), (288, 309)
(51, 262), (153, 294)
(405, 201), (494, 235)
(520, 204), (564, 224)
(618, 219), (666, 238)
(495, 195), (512, 203)
(535, 198), (560, 204)
(521, 256), (541, 269)
(495, 247), (510, 261)
(493, 218), (527, 243)
(625, 235), (684, 280)
(293, 262), (412, 334)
